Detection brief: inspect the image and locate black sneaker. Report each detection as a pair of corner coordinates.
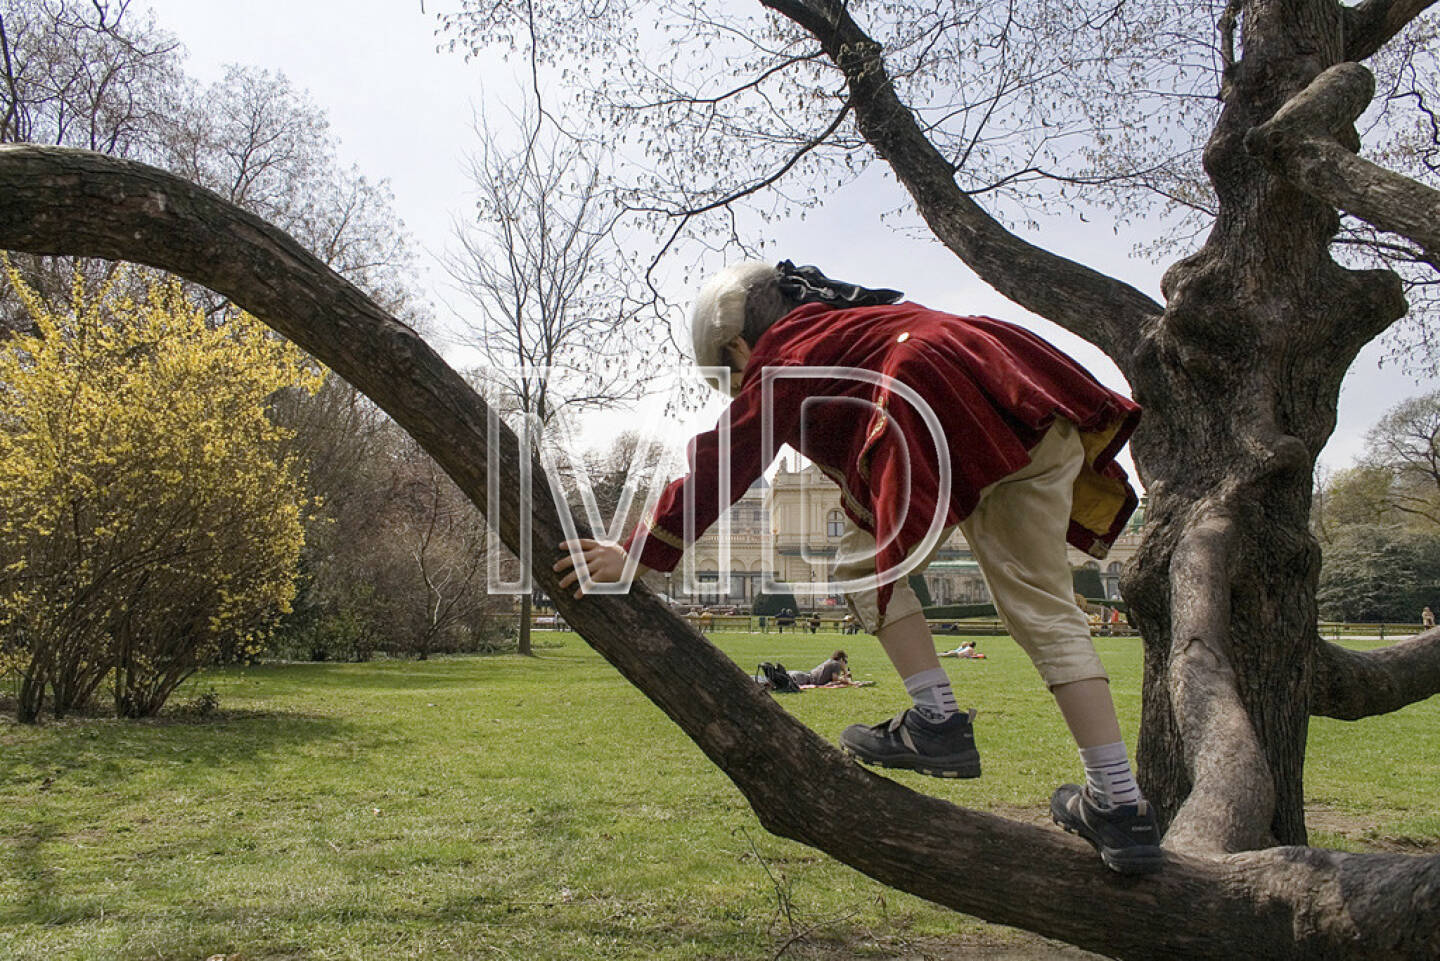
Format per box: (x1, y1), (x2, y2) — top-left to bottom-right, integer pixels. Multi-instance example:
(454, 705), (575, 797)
(840, 708), (981, 778)
(1050, 783), (1164, 875)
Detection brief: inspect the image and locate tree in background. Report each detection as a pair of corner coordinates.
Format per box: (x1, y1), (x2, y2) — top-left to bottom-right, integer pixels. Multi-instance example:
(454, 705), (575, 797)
(1313, 464), (1401, 543)
(752, 591), (799, 619)
(159, 63), (420, 320)
(379, 432), (499, 660)
(0, 0), (421, 324)
(1317, 525), (1440, 622)
(270, 406), (510, 663)
(0, 267), (316, 721)
(1362, 389), (1440, 526)
(268, 377), (395, 663)
(0, 0), (181, 334)
(1315, 391), (1440, 621)
(0, 0), (178, 153)
(446, 98), (666, 654)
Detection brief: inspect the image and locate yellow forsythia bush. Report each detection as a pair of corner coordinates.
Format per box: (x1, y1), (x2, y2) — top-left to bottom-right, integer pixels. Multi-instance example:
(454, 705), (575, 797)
(0, 264), (321, 720)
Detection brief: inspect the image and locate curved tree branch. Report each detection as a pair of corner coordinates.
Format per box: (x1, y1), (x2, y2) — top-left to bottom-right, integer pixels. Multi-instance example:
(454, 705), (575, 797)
(1311, 629), (1440, 719)
(1343, 0), (1439, 62)
(2, 144), (1439, 960)
(1246, 62), (1440, 259)
(759, 0), (1163, 360)
(1161, 504), (1276, 855)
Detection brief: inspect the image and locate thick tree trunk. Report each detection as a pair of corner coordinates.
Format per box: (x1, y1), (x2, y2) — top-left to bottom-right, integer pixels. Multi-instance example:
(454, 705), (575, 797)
(518, 592), (533, 656)
(16, 663), (45, 723)
(1123, 1), (1408, 852)
(2, 143), (1437, 958)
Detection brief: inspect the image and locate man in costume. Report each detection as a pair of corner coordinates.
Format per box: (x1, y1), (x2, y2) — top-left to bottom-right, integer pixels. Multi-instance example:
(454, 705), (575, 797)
(555, 261), (1163, 874)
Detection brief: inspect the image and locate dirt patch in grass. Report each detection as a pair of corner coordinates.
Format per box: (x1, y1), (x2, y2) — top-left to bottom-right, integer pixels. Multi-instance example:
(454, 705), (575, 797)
(1305, 803), (1440, 853)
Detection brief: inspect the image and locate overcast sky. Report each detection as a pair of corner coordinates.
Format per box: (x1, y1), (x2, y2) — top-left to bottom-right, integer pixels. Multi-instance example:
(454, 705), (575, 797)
(143, 0), (1440, 480)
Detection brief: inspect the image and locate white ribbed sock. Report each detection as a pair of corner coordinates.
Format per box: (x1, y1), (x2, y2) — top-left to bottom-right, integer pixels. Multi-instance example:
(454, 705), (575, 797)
(903, 667), (959, 723)
(1079, 741), (1141, 809)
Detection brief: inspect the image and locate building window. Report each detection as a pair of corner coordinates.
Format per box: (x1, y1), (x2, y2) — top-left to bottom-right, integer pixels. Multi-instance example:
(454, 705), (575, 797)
(697, 570), (719, 602)
(826, 510), (844, 538)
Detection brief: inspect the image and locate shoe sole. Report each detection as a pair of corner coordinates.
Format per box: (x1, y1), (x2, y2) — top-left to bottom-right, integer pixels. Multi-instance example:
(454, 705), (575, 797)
(1049, 799), (1165, 875)
(842, 745), (982, 779)
(1097, 846), (1165, 875)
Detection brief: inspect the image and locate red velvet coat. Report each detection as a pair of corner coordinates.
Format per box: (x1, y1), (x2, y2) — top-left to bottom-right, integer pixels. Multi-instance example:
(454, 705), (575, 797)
(624, 302), (1141, 616)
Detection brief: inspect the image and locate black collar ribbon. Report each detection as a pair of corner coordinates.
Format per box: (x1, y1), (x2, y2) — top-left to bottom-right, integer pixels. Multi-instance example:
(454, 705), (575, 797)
(775, 260), (904, 308)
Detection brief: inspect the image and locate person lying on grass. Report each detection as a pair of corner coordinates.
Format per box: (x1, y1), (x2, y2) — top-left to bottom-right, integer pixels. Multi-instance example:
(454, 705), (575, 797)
(940, 641), (986, 659)
(786, 650), (850, 688)
(555, 261), (1162, 875)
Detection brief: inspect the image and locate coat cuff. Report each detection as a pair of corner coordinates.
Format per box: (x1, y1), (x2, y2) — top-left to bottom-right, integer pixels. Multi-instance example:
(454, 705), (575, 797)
(624, 516), (685, 573)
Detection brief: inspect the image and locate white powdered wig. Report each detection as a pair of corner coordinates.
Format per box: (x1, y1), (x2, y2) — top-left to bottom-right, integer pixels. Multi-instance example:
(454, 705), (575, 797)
(689, 261), (776, 375)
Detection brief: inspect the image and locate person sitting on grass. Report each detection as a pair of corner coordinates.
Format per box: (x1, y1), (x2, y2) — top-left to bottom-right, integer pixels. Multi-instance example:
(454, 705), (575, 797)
(555, 260), (1161, 875)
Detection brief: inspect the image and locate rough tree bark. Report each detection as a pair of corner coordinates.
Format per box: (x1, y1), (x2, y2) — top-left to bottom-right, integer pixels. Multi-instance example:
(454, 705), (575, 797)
(2, 143), (1437, 960)
(1246, 62), (1440, 258)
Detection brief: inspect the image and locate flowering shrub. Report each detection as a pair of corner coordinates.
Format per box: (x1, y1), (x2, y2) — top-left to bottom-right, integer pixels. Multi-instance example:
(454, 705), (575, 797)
(0, 264), (319, 720)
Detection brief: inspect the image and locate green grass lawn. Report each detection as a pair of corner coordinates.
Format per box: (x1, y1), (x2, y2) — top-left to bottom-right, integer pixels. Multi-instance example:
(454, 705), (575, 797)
(2, 631), (1435, 960)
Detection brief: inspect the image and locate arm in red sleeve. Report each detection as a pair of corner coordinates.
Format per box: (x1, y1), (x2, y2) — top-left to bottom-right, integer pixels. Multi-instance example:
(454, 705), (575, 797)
(623, 376), (794, 572)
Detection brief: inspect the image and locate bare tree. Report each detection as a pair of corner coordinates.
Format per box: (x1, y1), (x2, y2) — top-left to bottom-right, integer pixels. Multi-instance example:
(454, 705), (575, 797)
(580, 430), (661, 530)
(0, 1), (421, 324)
(385, 433), (494, 660)
(0, 0), (180, 331)
(1314, 463), (1403, 541)
(445, 97), (667, 654)
(160, 63), (422, 321)
(0, 0), (179, 152)
(1362, 389), (1440, 525)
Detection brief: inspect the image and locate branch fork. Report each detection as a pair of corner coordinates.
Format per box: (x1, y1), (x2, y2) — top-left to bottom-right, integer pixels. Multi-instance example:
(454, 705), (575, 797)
(1247, 62), (1440, 260)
